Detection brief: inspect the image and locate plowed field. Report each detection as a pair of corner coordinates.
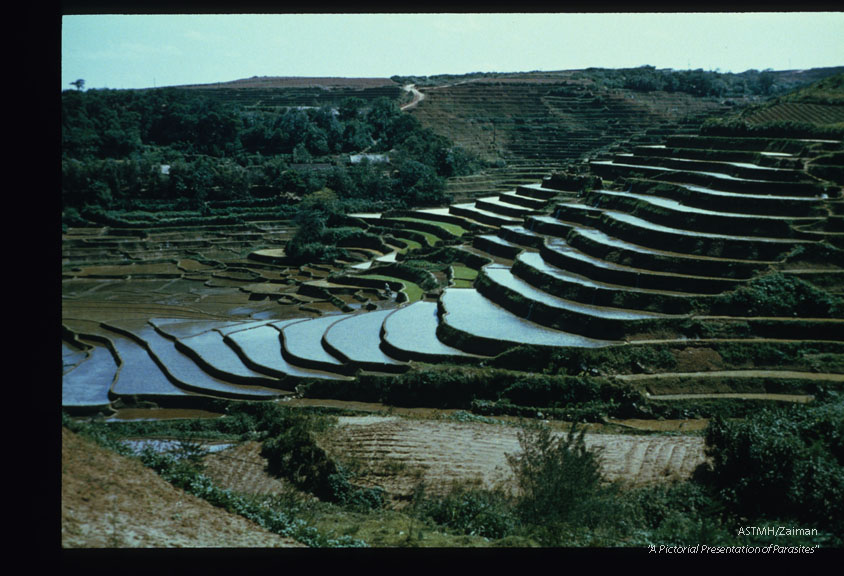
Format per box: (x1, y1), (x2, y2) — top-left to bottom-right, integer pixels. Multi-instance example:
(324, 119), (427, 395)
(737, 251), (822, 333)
(319, 415), (706, 504)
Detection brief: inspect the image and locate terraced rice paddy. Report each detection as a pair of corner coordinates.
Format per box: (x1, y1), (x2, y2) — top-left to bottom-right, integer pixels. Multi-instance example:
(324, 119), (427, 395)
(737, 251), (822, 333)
(380, 301), (478, 361)
(63, 129), (843, 416)
(355, 274), (425, 302)
(450, 264), (478, 288)
(279, 314), (353, 373)
(441, 287), (615, 351)
(323, 310), (408, 372)
(63, 90), (844, 516)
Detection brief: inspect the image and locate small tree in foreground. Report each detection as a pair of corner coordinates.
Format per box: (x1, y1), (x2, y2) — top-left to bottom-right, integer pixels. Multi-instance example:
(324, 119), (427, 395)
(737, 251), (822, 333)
(506, 423), (618, 544)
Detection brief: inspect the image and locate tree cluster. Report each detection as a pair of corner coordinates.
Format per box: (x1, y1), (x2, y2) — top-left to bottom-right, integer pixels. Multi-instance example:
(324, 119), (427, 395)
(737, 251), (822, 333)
(585, 66), (789, 98)
(61, 87), (480, 222)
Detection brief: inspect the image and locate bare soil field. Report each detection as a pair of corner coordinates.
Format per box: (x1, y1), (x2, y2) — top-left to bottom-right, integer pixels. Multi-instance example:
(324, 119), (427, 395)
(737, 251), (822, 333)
(319, 415), (706, 506)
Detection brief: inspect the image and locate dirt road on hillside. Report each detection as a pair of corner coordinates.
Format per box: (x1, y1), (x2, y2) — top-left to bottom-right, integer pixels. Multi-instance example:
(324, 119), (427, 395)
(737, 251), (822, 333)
(401, 84), (425, 111)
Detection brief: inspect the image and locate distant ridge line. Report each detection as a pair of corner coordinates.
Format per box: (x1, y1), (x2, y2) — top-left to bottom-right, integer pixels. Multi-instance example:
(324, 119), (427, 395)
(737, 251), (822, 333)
(178, 76), (400, 90)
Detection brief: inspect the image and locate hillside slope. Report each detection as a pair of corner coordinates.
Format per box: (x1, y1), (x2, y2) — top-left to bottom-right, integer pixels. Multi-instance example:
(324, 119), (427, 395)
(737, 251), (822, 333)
(61, 428), (304, 548)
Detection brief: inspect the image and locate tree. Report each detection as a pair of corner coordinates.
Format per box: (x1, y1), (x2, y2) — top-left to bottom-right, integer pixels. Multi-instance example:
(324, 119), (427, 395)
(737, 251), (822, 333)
(70, 79), (85, 91)
(505, 423), (613, 545)
(758, 69), (776, 95)
(338, 97), (366, 121)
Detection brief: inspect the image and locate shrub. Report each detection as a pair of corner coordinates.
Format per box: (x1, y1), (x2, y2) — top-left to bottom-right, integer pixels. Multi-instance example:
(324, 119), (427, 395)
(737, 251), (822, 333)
(505, 423), (624, 545)
(418, 481), (517, 539)
(257, 406), (382, 510)
(260, 411), (340, 500)
(701, 402), (844, 537)
(710, 272), (844, 317)
(620, 482), (734, 547)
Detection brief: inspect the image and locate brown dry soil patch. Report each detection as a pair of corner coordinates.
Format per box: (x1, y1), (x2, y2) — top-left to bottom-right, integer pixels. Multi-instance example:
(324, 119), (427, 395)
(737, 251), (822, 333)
(201, 441), (311, 500)
(61, 428), (304, 548)
(319, 415), (706, 506)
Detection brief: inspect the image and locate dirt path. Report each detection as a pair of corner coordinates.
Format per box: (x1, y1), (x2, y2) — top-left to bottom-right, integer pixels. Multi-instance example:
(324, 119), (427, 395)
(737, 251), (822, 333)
(400, 84), (425, 111)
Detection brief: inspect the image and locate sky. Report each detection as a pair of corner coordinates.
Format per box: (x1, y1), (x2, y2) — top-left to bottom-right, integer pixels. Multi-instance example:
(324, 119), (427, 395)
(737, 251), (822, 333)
(61, 12), (844, 91)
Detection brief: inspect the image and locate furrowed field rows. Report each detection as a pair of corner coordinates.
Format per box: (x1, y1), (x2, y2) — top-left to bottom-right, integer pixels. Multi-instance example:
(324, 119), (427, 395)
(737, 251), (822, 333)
(323, 416), (707, 496)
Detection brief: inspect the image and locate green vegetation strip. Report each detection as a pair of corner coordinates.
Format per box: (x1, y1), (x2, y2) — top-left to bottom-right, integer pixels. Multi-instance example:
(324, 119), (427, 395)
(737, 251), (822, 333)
(391, 217), (468, 237)
(451, 265), (478, 288)
(393, 237), (423, 253)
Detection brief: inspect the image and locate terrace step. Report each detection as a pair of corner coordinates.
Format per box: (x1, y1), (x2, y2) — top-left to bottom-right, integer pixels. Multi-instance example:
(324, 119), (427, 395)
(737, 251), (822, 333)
(322, 309), (409, 373)
(62, 340), (89, 374)
(497, 191), (550, 210)
(102, 328), (195, 400)
(476, 265), (679, 340)
(498, 225), (547, 249)
(600, 210), (809, 261)
(611, 153), (808, 183)
(563, 224), (773, 279)
(61, 341), (117, 412)
(665, 134), (843, 154)
(625, 181), (829, 218)
(472, 234), (526, 260)
(590, 160), (825, 197)
(225, 321), (352, 381)
(541, 238), (739, 294)
(278, 315), (355, 375)
(449, 203), (523, 227)
(474, 196), (539, 218)
(171, 324), (284, 388)
(378, 217), (462, 240)
(513, 251), (708, 315)
(631, 145), (804, 170)
(617, 369), (844, 388)
(438, 288), (616, 356)
(106, 319), (284, 397)
(410, 207), (489, 230)
(524, 215), (579, 238)
(150, 318), (243, 340)
(519, 182), (570, 199)
(552, 202), (606, 226)
(380, 301), (486, 362)
(584, 189), (821, 239)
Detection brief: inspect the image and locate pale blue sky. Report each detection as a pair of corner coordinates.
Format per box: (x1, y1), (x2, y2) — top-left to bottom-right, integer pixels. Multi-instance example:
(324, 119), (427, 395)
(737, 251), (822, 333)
(61, 12), (844, 90)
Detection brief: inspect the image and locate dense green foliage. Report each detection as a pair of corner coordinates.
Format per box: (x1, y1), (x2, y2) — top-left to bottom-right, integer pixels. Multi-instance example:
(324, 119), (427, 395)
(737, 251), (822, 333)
(583, 66), (844, 98)
(62, 88), (480, 226)
(710, 272), (844, 317)
(415, 481), (518, 539)
(701, 118), (844, 139)
(238, 403), (383, 510)
(300, 368), (643, 419)
(702, 402), (844, 536)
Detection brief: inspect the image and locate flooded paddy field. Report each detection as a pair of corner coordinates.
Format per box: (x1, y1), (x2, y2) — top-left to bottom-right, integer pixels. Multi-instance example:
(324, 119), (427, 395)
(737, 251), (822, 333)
(63, 127), (844, 548)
